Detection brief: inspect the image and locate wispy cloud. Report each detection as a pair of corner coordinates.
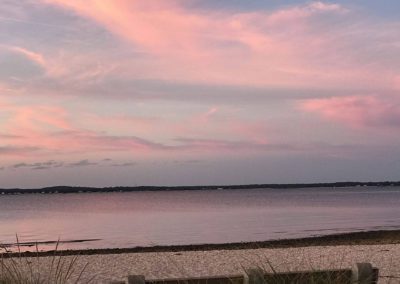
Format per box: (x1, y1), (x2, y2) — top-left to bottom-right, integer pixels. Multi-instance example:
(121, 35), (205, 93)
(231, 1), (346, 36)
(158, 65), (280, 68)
(12, 160), (64, 170)
(68, 159), (97, 167)
(0, 133), (23, 139)
(37, 0), (399, 91)
(110, 162), (136, 167)
(0, 146), (40, 156)
(9, 46), (46, 67)
(301, 95), (400, 129)
(3, 158), (138, 171)
(172, 138), (297, 152)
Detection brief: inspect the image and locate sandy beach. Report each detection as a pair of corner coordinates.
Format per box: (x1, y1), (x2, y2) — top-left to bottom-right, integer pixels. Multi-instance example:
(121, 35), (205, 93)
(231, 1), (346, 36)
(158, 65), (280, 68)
(9, 243), (396, 283)
(4, 231), (400, 283)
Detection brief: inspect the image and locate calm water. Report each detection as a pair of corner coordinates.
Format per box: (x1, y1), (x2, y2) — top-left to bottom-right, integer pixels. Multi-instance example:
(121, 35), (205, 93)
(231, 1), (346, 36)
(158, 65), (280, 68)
(1, 187), (400, 252)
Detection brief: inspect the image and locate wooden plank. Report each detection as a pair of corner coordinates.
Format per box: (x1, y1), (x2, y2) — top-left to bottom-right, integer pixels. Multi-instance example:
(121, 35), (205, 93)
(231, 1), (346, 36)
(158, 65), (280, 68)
(124, 264), (379, 284)
(263, 269), (353, 284)
(145, 274), (244, 284)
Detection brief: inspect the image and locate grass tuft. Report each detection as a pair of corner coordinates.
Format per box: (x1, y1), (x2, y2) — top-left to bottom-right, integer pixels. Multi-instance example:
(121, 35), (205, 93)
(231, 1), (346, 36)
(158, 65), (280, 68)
(0, 237), (95, 284)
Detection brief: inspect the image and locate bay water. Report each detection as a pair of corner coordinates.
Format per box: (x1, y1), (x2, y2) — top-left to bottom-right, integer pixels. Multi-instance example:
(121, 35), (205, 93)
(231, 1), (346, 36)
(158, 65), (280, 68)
(1, 186), (399, 252)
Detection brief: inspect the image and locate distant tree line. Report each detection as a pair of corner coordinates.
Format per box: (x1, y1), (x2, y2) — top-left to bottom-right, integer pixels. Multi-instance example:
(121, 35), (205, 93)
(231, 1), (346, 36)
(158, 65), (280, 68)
(1, 181), (400, 195)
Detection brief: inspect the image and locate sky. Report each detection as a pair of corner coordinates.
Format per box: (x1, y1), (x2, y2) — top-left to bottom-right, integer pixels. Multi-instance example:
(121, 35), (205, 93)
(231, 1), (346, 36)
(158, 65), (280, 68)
(0, 0), (400, 188)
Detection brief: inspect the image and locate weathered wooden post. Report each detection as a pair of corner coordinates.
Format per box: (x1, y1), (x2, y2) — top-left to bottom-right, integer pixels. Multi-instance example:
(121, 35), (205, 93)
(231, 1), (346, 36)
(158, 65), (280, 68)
(351, 263), (378, 284)
(246, 268), (265, 284)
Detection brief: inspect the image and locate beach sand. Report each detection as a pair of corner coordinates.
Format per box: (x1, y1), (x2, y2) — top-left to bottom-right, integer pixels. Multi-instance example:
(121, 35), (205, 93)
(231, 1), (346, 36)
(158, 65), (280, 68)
(3, 231), (400, 283)
(4, 243), (397, 283)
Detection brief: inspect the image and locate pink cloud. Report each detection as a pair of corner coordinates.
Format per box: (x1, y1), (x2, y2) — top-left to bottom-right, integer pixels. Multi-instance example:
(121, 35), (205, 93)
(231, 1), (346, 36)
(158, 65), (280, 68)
(0, 101), (158, 156)
(78, 106), (271, 146)
(308, 2), (345, 12)
(42, 0), (388, 88)
(194, 106), (219, 124)
(301, 95), (400, 128)
(0, 146), (39, 157)
(0, 97), (276, 160)
(42, 0), (208, 54)
(394, 75), (400, 90)
(2, 103), (73, 133)
(10, 46), (46, 67)
(266, 1), (346, 25)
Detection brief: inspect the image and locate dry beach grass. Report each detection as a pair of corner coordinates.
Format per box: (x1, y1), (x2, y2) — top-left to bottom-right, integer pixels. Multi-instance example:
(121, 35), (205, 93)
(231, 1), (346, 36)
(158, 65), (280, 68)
(0, 239), (94, 284)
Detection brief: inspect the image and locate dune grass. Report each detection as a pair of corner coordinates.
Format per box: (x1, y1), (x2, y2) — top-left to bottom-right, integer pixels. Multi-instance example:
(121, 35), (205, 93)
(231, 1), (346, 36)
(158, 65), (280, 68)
(0, 237), (95, 284)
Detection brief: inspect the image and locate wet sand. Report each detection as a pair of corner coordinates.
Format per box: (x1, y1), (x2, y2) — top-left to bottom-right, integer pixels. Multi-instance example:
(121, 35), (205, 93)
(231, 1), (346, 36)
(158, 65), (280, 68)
(4, 229), (400, 257)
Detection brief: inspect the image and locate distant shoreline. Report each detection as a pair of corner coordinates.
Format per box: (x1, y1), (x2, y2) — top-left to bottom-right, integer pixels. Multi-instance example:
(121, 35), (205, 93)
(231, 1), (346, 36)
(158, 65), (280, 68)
(1, 181), (400, 195)
(3, 229), (400, 257)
